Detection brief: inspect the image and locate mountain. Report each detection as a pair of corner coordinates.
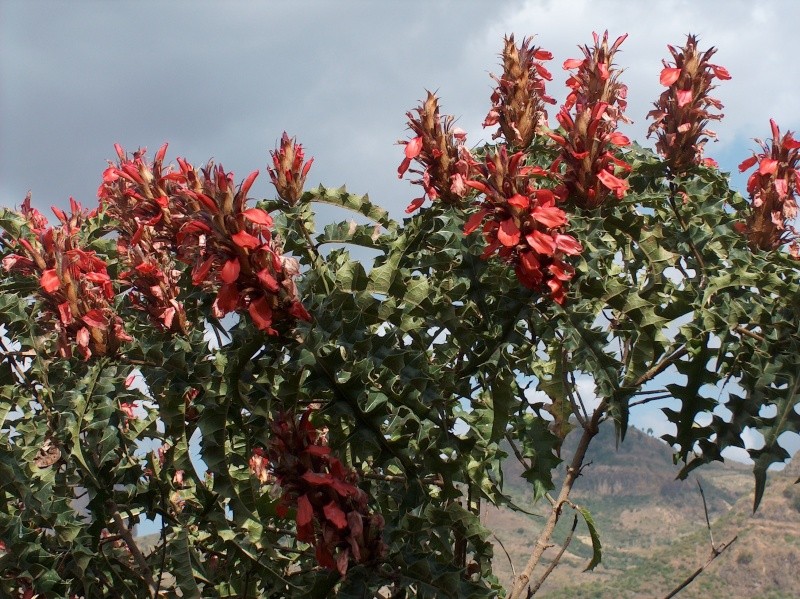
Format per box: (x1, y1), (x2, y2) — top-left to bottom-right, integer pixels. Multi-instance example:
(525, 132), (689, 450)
(486, 422), (800, 598)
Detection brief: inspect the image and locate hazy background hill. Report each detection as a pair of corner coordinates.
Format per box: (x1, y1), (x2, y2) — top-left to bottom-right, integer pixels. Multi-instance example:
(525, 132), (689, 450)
(486, 423), (800, 598)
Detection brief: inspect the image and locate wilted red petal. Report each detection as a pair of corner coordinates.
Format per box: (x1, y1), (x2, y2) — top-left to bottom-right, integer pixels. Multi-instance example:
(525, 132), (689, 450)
(676, 89), (693, 107)
(323, 502), (348, 530)
(239, 170), (259, 199)
(192, 256), (215, 285)
(660, 67), (681, 86)
(288, 301), (312, 322)
(232, 230), (261, 249)
(315, 544), (336, 570)
(242, 208), (273, 227)
(405, 197), (425, 213)
(397, 157), (412, 178)
(549, 259), (575, 281)
(507, 194), (530, 210)
(220, 259), (241, 284)
(40, 269), (60, 292)
(82, 309), (108, 329)
(608, 132), (630, 146)
(57, 302), (73, 325)
(296, 494), (313, 527)
(214, 284), (239, 316)
(464, 209), (488, 235)
(555, 233), (583, 255)
(563, 58), (584, 70)
(304, 445), (331, 457)
(257, 269), (280, 293)
(597, 169), (629, 197)
(76, 327), (90, 348)
(709, 64), (731, 80)
(738, 155), (758, 172)
(248, 296), (273, 330)
(497, 218), (520, 247)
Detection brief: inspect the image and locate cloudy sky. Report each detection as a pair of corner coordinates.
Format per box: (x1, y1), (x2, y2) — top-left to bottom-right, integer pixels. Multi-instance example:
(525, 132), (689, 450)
(3, 0), (799, 463)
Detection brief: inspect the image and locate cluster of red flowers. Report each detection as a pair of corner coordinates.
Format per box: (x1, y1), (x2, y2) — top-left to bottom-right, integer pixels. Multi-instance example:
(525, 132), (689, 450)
(647, 35), (731, 175)
(253, 409), (385, 575)
(2, 195), (131, 359)
(99, 143), (310, 334)
(397, 92), (471, 213)
(550, 31), (632, 208)
(464, 148), (582, 304)
(738, 120), (800, 253)
(483, 35), (556, 149)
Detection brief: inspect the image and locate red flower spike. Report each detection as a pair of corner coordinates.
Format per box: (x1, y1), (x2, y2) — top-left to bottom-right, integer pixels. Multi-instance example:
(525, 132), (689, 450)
(557, 31), (632, 208)
(266, 409), (386, 574)
(737, 120), (800, 252)
(268, 133), (313, 206)
(398, 92), (472, 210)
(484, 35), (556, 148)
(462, 146), (581, 304)
(12, 195), (132, 359)
(100, 143), (310, 337)
(648, 35), (731, 176)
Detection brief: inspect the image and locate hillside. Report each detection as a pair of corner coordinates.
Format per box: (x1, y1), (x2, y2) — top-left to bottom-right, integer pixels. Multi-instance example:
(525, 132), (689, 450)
(486, 422), (800, 598)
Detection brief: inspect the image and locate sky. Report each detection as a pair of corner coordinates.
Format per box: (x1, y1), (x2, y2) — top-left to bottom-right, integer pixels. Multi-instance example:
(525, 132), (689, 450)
(2, 0), (799, 465)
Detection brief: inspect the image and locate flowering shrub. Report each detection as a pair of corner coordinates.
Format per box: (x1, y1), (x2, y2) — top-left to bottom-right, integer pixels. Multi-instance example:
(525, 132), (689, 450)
(1, 31), (799, 599)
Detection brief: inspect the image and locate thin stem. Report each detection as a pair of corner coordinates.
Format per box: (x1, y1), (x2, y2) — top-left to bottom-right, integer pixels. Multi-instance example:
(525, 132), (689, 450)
(630, 345), (688, 388)
(734, 325), (765, 343)
(107, 501), (158, 599)
(508, 399), (607, 599)
(629, 393), (674, 408)
(661, 536), (738, 599)
(529, 514), (579, 596)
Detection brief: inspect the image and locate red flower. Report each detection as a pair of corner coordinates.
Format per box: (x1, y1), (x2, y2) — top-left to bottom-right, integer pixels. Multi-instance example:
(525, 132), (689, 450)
(3, 197), (130, 360)
(268, 132), (313, 206)
(101, 144), (311, 335)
